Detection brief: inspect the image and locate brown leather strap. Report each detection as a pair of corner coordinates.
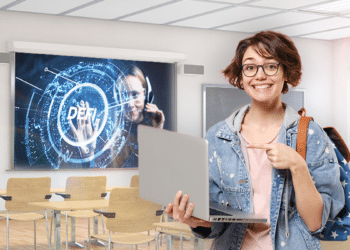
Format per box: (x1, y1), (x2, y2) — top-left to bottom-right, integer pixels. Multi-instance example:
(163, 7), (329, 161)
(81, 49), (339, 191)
(297, 108), (350, 162)
(296, 116), (312, 160)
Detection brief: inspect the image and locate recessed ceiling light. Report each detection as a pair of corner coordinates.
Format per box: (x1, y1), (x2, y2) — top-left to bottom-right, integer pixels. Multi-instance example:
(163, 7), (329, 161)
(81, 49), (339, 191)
(303, 0), (350, 15)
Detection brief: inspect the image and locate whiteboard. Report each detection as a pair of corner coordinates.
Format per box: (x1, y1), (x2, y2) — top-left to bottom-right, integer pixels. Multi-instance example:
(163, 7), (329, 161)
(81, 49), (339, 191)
(202, 84), (305, 137)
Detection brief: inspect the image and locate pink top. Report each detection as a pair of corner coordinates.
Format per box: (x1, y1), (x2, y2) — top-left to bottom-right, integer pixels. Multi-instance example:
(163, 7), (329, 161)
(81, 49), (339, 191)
(240, 131), (279, 250)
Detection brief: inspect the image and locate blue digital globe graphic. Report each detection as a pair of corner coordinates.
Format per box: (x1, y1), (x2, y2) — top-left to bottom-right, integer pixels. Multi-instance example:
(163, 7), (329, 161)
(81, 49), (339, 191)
(24, 61), (132, 169)
(57, 83), (108, 149)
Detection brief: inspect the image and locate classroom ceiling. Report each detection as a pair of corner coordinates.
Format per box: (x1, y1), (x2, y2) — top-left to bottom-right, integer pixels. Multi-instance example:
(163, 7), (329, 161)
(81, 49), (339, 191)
(2, 0), (350, 40)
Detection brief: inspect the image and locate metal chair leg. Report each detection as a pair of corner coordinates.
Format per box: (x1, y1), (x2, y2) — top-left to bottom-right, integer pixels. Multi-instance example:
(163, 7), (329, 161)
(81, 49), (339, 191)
(88, 217), (91, 238)
(6, 212), (9, 250)
(34, 220), (37, 250)
(50, 214), (53, 246)
(101, 214), (105, 234)
(45, 210), (51, 250)
(87, 236), (92, 250)
(66, 212), (68, 250)
(108, 232), (111, 250)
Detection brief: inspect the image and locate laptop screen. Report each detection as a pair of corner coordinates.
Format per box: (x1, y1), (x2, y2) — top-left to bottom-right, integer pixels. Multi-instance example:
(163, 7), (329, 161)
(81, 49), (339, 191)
(138, 125), (210, 221)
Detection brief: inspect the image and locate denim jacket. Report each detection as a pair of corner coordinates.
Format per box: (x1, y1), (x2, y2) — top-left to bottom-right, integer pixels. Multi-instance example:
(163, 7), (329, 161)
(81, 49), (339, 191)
(193, 104), (345, 250)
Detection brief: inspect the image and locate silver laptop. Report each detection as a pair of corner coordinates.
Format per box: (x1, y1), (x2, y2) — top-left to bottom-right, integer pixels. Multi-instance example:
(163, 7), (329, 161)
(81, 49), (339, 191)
(138, 125), (267, 223)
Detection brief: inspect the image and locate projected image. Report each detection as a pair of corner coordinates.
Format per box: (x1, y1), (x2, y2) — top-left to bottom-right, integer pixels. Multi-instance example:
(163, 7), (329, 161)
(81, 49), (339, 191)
(14, 53), (175, 170)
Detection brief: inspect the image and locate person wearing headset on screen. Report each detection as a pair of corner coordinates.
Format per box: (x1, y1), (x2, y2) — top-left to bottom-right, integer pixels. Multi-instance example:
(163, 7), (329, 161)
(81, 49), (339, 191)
(109, 65), (165, 168)
(123, 66), (165, 129)
(165, 31), (344, 249)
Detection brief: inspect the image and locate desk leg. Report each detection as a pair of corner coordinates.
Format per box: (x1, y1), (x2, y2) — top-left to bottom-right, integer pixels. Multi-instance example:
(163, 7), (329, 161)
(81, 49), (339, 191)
(166, 235), (174, 250)
(94, 216), (98, 234)
(194, 237), (204, 250)
(54, 210), (61, 250)
(67, 218), (84, 248)
(180, 232), (183, 250)
(89, 216), (106, 246)
(166, 215), (174, 250)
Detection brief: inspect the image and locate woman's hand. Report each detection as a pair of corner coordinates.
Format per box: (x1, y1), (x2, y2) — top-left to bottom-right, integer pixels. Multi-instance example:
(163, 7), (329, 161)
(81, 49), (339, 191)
(247, 142), (323, 232)
(165, 191), (212, 228)
(247, 143), (307, 172)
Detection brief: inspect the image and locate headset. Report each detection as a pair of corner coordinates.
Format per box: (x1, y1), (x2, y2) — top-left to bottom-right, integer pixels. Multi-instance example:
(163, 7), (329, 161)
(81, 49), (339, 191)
(145, 76), (154, 105)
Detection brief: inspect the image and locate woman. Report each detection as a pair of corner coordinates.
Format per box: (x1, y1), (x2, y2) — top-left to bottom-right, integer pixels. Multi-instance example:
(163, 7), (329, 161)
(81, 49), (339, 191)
(166, 31), (344, 249)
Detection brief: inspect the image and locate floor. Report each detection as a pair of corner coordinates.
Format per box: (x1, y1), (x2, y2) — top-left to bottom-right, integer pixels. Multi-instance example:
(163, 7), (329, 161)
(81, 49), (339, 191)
(0, 217), (214, 249)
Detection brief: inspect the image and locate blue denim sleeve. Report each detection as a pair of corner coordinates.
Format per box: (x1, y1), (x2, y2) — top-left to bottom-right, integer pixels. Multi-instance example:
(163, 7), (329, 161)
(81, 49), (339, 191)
(303, 121), (345, 234)
(191, 125), (233, 239)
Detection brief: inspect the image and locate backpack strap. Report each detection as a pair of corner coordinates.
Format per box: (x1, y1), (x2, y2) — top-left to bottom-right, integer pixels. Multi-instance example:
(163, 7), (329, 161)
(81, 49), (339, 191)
(297, 108), (350, 162)
(296, 115), (313, 160)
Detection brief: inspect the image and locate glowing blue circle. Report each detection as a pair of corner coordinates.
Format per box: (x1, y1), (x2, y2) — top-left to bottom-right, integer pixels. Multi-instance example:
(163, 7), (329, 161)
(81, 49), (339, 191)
(56, 83), (108, 147)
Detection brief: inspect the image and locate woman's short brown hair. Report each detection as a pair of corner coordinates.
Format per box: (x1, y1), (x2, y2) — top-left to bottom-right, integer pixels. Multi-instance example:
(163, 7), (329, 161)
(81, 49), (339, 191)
(222, 31), (302, 94)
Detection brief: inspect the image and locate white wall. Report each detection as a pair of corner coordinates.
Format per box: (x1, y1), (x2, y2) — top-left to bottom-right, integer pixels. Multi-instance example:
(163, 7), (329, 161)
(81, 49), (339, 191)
(0, 11), (341, 212)
(293, 38), (335, 127)
(333, 38), (350, 147)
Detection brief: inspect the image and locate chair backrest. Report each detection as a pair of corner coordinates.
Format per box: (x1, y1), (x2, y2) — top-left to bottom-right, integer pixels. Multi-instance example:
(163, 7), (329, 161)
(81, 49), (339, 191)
(5, 177), (51, 212)
(130, 175), (139, 187)
(65, 176), (107, 201)
(107, 188), (162, 233)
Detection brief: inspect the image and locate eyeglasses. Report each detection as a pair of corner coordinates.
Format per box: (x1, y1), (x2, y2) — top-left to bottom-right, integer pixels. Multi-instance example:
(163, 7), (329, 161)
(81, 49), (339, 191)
(241, 62), (280, 77)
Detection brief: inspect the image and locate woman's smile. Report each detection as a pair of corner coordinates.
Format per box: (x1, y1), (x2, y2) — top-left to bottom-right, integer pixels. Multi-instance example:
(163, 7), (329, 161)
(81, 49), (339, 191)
(251, 84), (273, 90)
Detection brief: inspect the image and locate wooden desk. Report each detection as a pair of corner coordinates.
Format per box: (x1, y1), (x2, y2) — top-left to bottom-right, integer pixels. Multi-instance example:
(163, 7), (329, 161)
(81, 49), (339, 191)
(153, 221), (192, 233)
(29, 200), (109, 250)
(0, 186), (127, 248)
(30, 200), (109, 210)
(0, 186), (127, 196)
(153, 222), (204, 250)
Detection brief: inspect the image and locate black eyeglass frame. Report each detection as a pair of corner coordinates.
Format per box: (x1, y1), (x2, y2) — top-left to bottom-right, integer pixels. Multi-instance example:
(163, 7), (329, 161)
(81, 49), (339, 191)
(241, 62), (280, 77)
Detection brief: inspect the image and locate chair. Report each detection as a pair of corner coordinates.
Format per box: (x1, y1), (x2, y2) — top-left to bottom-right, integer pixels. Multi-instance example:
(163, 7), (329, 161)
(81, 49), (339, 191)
(87, 187), (162, 250)
(130, 174), (153, 246)
(154, 213), (194, 250)
(0, 177), (51, 250)
(54, 176), (107, 248)
(130, 175), (139, 187)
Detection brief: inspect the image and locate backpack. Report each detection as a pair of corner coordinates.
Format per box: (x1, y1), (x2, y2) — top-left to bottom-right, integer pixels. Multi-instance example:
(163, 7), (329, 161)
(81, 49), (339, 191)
(297, 109), (350, 241)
